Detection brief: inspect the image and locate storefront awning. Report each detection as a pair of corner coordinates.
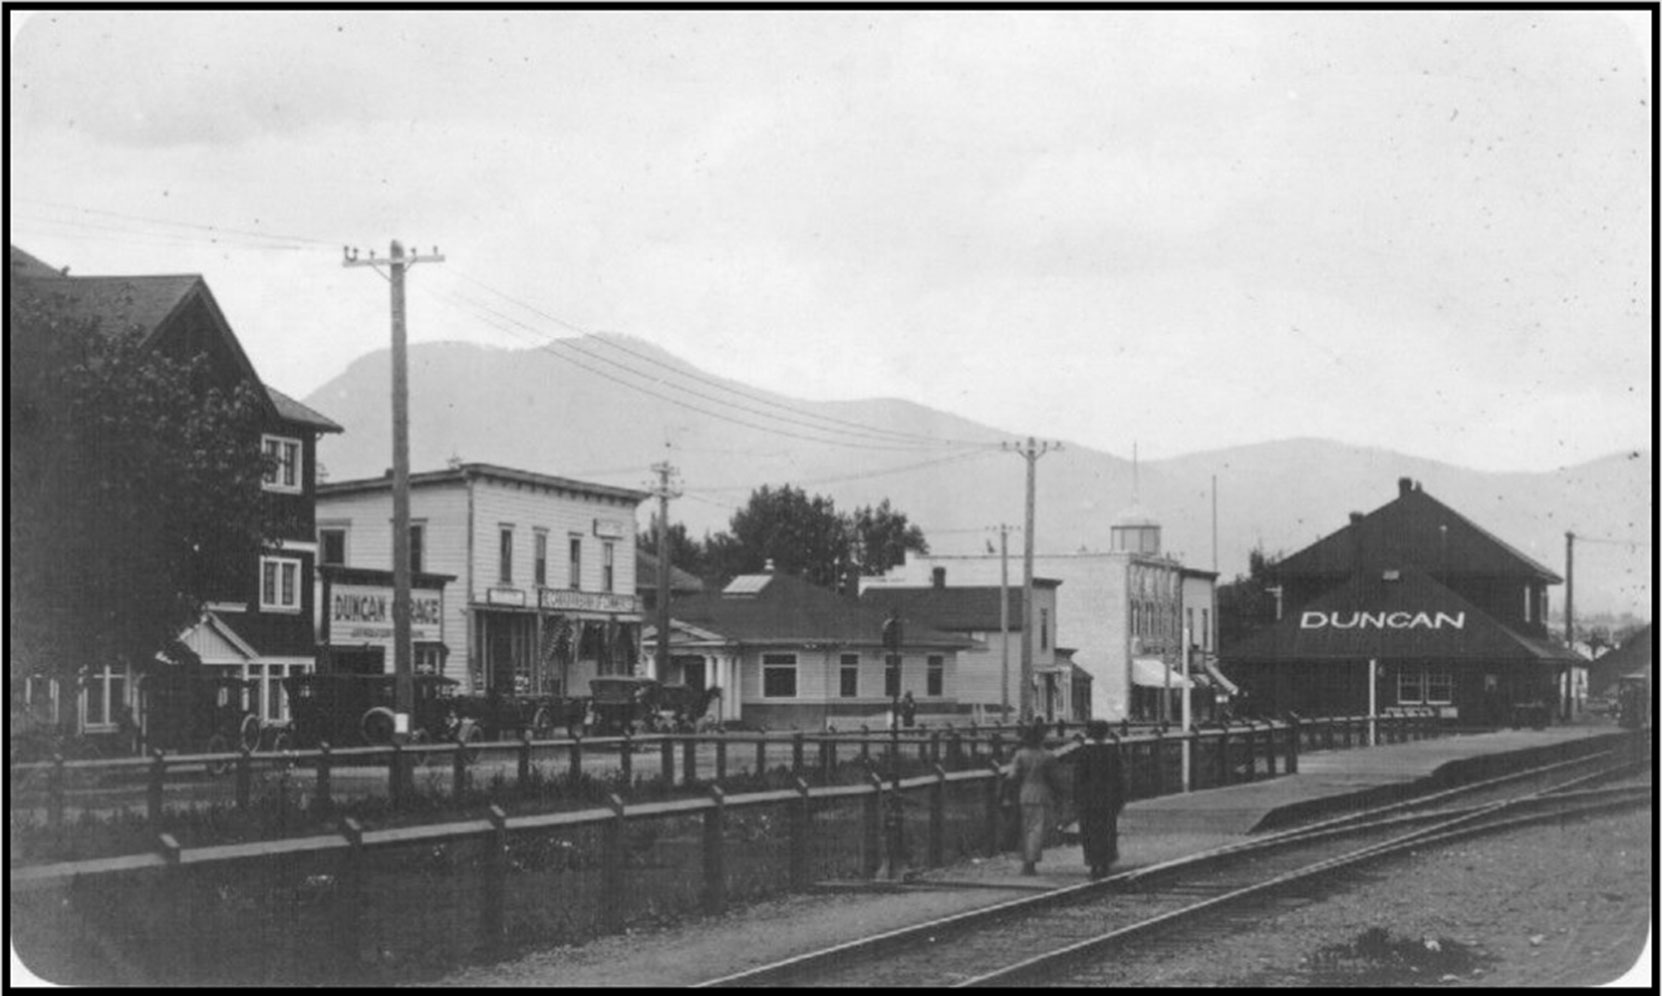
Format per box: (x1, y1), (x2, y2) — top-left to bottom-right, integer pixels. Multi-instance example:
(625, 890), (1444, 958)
(1131, 657), (1195, 689)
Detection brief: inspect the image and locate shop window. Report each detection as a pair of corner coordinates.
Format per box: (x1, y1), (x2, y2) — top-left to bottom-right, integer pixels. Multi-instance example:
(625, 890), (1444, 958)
(409, 523), (425, 574)
(319, 527), (347, 566)
(603, 542), (616, 593)
(261, 435), (301, 493)
(762, 653), (797, 698)
(1040, 609), (1050, 651)
(1425, 670), (1453, 705)
(499, 527), (514, 584)
(839, 654), (860, 698)
(1202, 608), (1211, 651)
(926, 655), (944, 697)
(568, 536), (583, 590)
(260, 557), (302, 612)
(535, 530), (549, 587)
(1397, 669), (1424, 704)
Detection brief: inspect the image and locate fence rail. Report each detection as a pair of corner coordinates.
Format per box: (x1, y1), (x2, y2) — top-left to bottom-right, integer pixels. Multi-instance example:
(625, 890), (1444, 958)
(9, 708), (1484, 985)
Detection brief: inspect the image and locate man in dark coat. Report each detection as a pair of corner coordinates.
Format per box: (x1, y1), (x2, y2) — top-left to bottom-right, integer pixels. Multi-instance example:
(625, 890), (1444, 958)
(1073, 719), (1127, 879)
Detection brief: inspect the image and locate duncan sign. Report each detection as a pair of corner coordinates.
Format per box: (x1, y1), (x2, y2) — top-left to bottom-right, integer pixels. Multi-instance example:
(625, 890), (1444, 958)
(1300, 611), (1466, 631)
(331, 584), (443, 641)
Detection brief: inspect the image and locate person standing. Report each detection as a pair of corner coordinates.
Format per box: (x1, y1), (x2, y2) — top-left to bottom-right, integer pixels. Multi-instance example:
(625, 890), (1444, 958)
(900, 690), (918, 729)
(1073, 719), (1127, 879)
(1005, 722), (1065, 875)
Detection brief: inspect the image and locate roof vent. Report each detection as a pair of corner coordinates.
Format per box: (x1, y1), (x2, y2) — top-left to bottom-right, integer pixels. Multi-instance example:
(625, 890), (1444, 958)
(1398, 477), (1413, 497)
(931, 566), (946, 589)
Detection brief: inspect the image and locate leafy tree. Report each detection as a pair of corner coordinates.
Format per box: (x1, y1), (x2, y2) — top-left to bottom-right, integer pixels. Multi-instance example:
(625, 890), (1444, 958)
(1216, 548), (1283, 652)
(637, 518), (710, 581)
(849, 498), (929, 576)
(9, 286), (286, 726)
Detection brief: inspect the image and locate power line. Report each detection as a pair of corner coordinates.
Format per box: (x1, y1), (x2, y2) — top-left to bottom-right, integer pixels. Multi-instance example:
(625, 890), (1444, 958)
(695, 447), (996, 493)
(418, 282), (972, 453)
(447, 269), (1001, 451)
(16, 198), (340, 248)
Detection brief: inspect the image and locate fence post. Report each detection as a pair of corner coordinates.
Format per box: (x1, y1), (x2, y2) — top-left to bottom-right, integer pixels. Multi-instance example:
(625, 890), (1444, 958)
(684, 734), (698, 785)
(158, 833), (195, 978)
(570, 734), (583, 786)
(918, 731), (930, 765)
(755, 737), (767, 777)
(1286, 715), (1300, 774)
(1150, 727), (1166, 797)
(929, 764), (946, 868)
(820, 738), (836, 784)
(703, 786), (727, 914)
(620, 731), (633, 785)
(862, 768), (884, 876)
(984, 758), (1004, 855)
(518, 729), (533, 790)
(928, 730), (941, 767)
(316, 742), (334, 816)
(946, 727), (963, 770)
(792, 732), (806, 776)
(859, 725), (871, 763)
(602, 793), (626, 932)
(715, 732), (727, 783)
(990, 731), (1004, 765)
(661, 735), (675, 786)
(389, 743), (404, 809)
(790, 776), (811, 889)
(453, 740), (469, 800)
(148, 749), (166, 825)
(480, 805), (508, 958)
(335, 819), (364, 978)
(235, 746), (253, 809)
(1265, 720), (1278, 777)
(1217, 725), (1231, 786)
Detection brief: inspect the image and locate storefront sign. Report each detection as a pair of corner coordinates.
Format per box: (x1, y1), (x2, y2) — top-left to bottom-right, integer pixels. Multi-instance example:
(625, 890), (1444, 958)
(539, 588), (638, 614)
(331, 584), (443, 641)
(593, 517), (627, 539)
(486, 588), (527, 607)
(1300, 610), (1465, 631)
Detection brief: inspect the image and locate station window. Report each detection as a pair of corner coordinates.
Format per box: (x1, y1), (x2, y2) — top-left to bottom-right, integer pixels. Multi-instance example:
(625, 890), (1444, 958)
(926, 655), (944, 697)
(260, 557), (302, 612)
(762, 653), (797, 698)
(1397, 669), (1423, 705)
(839, 654), (860, 698)
(1425, 670), (1453, 705)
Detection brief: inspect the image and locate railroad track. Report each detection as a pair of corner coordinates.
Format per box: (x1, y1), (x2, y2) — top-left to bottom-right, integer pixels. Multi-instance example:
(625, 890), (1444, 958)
(695, 750), (1651, 988)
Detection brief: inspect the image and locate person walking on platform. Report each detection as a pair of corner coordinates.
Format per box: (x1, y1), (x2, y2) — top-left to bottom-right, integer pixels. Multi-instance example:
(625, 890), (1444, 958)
(1074, 719), (1127, 880)
(1005, 722), (1065, 875)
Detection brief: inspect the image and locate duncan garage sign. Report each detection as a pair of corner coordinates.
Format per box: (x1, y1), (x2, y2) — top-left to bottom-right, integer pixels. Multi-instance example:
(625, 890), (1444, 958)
(331, 584), (444, 642)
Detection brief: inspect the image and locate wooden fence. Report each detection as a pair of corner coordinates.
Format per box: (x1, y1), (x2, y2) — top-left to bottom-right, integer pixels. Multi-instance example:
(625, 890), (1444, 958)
(9, 710), (1446, 985)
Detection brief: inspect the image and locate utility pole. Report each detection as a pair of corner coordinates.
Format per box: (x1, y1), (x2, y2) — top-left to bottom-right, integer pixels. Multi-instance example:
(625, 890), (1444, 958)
(989, 524), (1016, 723)
(345, 240), (444, 741)
(1211, 474), (1218, 573)
(1563, 530), (1575, 720)
(650, 460), (681, 683)
(1003, 437), (1060, 724)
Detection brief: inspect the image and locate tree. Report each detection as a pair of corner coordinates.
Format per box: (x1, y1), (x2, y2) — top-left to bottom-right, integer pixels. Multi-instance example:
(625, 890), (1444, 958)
(9, 286), (286, 723)
(637, 518), (710, 581)
(849, 498), (929, 576)
(696, 485), (930, 591)
(1215, 548), (1283, 652)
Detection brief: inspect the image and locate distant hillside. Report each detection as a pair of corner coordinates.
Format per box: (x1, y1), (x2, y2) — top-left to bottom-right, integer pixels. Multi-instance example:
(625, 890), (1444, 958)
(306, 338), (1652, 617)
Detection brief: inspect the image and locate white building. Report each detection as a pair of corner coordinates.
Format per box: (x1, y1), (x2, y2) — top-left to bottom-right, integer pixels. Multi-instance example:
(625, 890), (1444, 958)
(316, 463), (648, 696)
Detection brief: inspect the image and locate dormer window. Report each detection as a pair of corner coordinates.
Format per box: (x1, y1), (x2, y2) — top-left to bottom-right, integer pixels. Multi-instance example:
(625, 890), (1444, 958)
(262, 435), (302, 493)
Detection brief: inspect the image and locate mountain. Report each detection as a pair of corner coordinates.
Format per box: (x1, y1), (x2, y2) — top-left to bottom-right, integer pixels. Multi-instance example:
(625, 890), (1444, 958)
(305, 337), (1652, 617)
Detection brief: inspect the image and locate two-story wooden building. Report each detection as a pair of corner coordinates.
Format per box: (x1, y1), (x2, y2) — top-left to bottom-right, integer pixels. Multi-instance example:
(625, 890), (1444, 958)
(1221, 478), (1583, 725)
(315, 463), (649, 696)
(9, 246), (342, 736)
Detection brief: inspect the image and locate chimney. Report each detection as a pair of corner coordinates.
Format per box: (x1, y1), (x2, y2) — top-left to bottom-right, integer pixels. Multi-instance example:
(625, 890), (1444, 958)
(1349, 512), (1365, 574)
(931, 566), (946, 589)
(1398, 477), (1413, 497)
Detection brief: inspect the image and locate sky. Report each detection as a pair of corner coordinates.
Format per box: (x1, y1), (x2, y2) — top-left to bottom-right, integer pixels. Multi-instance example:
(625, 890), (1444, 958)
(8, 9), (1654, 473)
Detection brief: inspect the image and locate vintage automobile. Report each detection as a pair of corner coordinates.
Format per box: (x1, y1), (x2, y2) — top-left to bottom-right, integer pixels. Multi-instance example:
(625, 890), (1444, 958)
(588, 676), (660, 736)
(283, 672), (474, 758)
(452, 690), (590, 740)
(138, 671), (279, 773)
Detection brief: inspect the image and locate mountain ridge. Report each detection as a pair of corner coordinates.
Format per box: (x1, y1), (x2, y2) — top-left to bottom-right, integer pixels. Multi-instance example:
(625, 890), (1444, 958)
(306, 339), (1652, 616)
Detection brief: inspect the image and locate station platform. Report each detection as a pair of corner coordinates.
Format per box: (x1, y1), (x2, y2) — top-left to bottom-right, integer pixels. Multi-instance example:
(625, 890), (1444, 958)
(934, 723), (1635, 891)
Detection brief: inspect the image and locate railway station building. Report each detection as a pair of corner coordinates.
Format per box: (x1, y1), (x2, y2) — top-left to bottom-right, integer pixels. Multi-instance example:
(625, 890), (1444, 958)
(1221, 478), (1584, 726)
(315, 463), (649, 698)
(10, 246), (342, 743)
(650, 566), (974, 730)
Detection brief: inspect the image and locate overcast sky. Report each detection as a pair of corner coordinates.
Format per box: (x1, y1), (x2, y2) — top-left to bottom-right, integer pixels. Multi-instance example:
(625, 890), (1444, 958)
(9, 10), (1652, 473)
